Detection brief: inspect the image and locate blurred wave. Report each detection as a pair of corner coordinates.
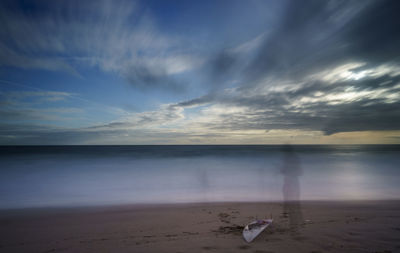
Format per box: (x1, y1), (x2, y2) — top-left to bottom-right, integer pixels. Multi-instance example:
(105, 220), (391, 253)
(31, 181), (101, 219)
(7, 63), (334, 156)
(0, 145), (399, 209)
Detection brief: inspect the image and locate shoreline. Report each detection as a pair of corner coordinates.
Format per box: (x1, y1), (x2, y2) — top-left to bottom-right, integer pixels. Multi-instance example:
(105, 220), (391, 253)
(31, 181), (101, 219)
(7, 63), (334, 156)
(3, 198), (400, 211)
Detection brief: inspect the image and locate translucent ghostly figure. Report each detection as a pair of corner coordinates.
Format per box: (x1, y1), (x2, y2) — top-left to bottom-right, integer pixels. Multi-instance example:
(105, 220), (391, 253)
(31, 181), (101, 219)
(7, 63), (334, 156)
(280, 145), (303, 233)
(198, 167), (209, 202)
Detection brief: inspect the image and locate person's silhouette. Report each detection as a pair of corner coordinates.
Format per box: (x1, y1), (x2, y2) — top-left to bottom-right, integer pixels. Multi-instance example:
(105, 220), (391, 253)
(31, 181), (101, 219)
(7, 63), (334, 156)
(280, 145), (303, 234)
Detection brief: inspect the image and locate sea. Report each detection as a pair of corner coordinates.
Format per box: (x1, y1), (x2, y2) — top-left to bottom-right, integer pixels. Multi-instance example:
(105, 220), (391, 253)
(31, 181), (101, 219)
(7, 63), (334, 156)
(0, 145), (399, 209)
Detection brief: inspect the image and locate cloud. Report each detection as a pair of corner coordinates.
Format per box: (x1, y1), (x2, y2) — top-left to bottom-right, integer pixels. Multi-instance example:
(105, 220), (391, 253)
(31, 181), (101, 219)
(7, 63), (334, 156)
(1, 0), (400, 144)
(0, 103), (186, 145)
(175, 0), (400, 136)
(176, 60), (400, 135)
(0, 91), (73, 101)
(123, 63), (184, 92)
(204, 0), (400, 89)
(0, 98), (184, 144)
(0, 0), (200, 91)
(0, 90), (84, 123)
(91, 104), (184, 130)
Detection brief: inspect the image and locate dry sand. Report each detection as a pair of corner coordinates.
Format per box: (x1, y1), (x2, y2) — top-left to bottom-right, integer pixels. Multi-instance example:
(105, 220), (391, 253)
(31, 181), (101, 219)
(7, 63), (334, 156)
(1, 201), (399, 253)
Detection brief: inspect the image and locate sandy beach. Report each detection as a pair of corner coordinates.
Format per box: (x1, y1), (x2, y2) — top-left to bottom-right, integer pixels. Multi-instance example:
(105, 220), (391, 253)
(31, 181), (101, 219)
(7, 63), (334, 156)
(1, 201), (399, 253)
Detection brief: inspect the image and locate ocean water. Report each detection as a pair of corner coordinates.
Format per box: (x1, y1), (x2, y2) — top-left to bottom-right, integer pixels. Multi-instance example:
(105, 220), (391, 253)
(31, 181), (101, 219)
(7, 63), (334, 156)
(0, 145), (399, 209)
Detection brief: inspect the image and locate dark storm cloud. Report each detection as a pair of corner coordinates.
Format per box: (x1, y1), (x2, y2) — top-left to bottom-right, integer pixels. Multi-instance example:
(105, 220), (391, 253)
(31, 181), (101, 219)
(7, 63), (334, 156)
(178, 69), (400, 135)
(321, 101), (400, 135)
(181, 0), (400, 135)
(202, 0), (400, 87)
(207, 98), (400, 135)
(273, 73), (400, 104)
(242, 0), (400, 84)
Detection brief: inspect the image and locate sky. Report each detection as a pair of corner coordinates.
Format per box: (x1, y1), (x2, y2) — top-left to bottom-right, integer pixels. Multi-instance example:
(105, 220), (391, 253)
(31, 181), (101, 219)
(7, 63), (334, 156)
(0, 0), (400, 145)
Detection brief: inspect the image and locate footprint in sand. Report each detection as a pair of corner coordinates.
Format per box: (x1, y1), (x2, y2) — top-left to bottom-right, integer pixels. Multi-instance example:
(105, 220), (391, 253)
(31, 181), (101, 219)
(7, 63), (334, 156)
(238, 245), (251, 250)
(202, 246), (218, 250)
(218, 212), (231, 223)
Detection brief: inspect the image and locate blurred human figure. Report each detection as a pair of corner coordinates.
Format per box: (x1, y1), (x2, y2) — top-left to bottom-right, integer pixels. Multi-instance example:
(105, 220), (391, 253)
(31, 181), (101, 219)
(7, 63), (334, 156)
(198, 167), (209, 202)
(280, 145), (303, 234)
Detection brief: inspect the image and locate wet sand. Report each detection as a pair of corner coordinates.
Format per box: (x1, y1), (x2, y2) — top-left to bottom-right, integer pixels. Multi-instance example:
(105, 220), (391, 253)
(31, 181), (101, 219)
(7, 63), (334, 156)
(1, 201), (400, 253)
